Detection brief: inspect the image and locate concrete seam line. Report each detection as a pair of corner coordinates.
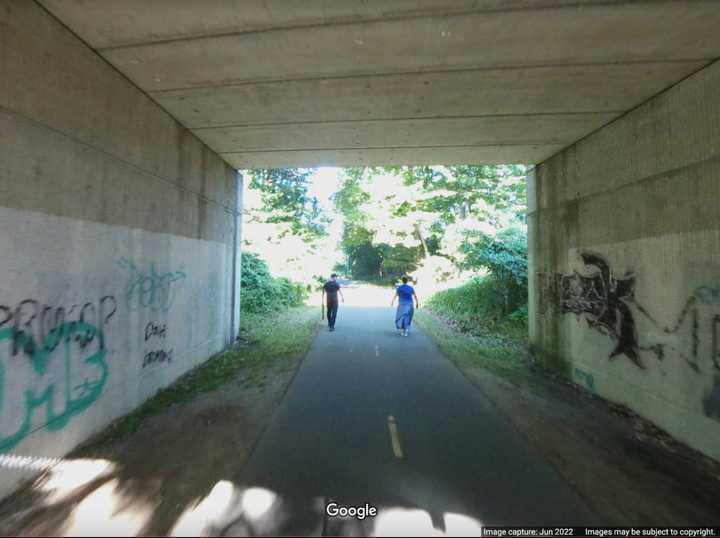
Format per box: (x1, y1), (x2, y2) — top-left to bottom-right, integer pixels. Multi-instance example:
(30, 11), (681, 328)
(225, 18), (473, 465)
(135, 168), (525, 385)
(535, 57), (720, 166)
(219, 143), (567, 155)
(147, 59), (711, 94)
(190, 112), (624, 131)
(30, 0), (240, 211)
(0, 105), (240, 217)
(91, 0), (712, 52)
(527, 150), (720, 217)
(229, 171), (243, 345)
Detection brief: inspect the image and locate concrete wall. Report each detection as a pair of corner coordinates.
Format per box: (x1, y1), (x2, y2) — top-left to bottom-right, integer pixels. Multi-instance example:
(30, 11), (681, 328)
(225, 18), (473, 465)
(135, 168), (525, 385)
(0, 1), (239, 498)
(528, 60), (720, 461)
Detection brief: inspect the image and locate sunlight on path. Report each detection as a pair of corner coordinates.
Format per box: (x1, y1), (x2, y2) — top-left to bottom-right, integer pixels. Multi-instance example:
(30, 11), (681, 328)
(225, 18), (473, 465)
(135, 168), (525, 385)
(341, 283), (396, 307)
(306, 282), (396, 308)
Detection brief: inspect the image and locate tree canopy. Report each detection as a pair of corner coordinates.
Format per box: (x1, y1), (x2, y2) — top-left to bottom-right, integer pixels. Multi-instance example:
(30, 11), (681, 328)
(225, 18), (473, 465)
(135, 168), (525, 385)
(331, 165), (527, 285)
(247, 168), (329, 240)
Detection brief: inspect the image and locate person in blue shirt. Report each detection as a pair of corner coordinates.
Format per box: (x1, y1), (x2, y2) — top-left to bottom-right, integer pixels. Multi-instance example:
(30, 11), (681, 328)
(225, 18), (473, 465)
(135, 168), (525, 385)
(391, 276), (420, 336)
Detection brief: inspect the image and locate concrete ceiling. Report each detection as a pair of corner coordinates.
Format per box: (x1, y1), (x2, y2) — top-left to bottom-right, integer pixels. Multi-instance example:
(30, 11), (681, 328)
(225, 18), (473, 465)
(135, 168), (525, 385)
(40, 0), (720, 169)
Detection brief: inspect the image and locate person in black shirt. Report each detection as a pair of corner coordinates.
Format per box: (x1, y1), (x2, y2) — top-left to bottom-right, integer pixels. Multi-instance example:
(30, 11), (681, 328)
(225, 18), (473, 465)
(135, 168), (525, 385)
(322, 273), (344, 331)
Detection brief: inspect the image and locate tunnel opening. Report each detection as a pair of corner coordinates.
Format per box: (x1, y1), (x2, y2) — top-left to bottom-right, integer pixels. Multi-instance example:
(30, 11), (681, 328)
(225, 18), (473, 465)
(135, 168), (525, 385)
(2, 0), (720, 534)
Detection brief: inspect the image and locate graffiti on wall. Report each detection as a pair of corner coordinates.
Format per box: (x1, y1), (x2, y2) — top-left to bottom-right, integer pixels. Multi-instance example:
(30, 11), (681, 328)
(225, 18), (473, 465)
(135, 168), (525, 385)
(143, 321), (173, 368)
(540, 252), (720, 420)
(695, 283), (720, 305)
(0, 297), (114, 452)
(703, 311), (720, 419)
(0, 255), (224, 451)
(705, 376), (720, 420)
(574, 367), (596, 391)
(556, 252), (641, 365)
(0, 297), (116, 358)
(116, 258), (186, 313)
(541, 253), (713, 370)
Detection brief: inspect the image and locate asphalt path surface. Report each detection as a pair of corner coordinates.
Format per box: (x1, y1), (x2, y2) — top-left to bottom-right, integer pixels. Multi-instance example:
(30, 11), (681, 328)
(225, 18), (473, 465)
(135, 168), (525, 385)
(224, 306), (598, 536)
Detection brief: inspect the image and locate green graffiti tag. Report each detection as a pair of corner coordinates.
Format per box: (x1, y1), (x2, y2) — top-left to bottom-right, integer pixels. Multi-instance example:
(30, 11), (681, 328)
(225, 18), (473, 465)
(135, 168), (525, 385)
(0, 322), (107, 453)
(696, 284), (720, 305)
(573, 367), (595, 391)
(116, 258), (186, 313)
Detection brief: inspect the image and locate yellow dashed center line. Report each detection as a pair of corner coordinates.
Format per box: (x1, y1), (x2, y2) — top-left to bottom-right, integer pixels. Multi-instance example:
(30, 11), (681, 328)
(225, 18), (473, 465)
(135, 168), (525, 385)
(387, 415), (404, 459)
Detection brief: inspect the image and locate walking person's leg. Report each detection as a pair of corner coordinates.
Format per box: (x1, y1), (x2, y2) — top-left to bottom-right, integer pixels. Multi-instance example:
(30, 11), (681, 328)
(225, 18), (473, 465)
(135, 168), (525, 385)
(404, 306), (415, 336)
(396, 303), (413, 336)
(327, 301), (338, 330)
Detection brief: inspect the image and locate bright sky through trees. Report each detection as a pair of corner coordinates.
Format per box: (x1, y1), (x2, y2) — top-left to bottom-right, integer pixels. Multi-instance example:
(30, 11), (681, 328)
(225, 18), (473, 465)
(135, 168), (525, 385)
(241, 165), (528, 301)
(242, 168), (345, 285)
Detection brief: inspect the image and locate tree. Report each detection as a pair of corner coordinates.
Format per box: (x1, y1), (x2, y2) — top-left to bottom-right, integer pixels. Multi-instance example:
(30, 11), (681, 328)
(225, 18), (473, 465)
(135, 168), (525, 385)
(331, 167), (372, 229)
(459, 227), (528, 314)
(247, 168), (329, 240)
(332, 168), (428, 281)
(332, 165), (527, 285)
(388, 164), (526, 230)
(242, 168), (339, 287)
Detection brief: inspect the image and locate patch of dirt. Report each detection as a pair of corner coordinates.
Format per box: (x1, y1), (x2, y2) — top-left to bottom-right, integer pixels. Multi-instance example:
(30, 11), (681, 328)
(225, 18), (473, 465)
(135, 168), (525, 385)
(460, 365), (720, 525)
(0, 361), (303, 537)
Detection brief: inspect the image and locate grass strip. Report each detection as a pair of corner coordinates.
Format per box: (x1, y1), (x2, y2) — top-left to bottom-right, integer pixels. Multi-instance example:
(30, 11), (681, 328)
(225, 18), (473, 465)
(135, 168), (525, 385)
(78, 306), (320, 446)
(415, 308), (530, 385)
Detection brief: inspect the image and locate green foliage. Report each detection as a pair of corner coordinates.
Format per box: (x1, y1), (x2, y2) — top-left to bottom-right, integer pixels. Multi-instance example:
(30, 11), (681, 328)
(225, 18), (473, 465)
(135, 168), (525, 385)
(332, 260), (351, 278)
(390, 164), (527, 228)
(459, 227), (528, 314)
(506, 303), (529, 324)
(378, 243), (422, 278)
(333, 168), (425, 281)
(430, 277), (508, 328)
(415, 309), (529, 383)
(240, 252), (308, 313)
(428, 275), (528, 349)
(333, 165), (528, 287)
(460, 227), (527, 282)
(343, 236), (383, 278)
(247, 168), (329, 240)
(339, 229), (423, 282)
(331, 167), (373, 228)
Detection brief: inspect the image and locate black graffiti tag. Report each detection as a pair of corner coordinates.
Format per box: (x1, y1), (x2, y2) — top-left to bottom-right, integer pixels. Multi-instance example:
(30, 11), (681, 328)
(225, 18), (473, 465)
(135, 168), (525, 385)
(144, 322), (167, 342)
(142, 349), (173, 368)
(557, 252), (641, 366)
(0, 296), (117, 357)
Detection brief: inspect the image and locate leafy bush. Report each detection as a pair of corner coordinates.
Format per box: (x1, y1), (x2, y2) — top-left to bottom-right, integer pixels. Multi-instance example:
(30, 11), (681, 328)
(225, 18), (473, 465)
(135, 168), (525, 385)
(427, 276), (527, 339)
(240, 253), (308, 313)
(459, 227), (527, 315)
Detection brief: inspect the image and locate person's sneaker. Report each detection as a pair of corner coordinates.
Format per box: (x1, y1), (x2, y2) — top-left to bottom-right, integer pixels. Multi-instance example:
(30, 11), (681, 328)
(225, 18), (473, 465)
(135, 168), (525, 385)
(329, 327), (335, 332)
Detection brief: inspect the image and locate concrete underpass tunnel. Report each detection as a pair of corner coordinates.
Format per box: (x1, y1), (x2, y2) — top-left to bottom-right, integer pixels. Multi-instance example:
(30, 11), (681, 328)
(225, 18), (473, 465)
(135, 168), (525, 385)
(1, 0), (720, 530)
